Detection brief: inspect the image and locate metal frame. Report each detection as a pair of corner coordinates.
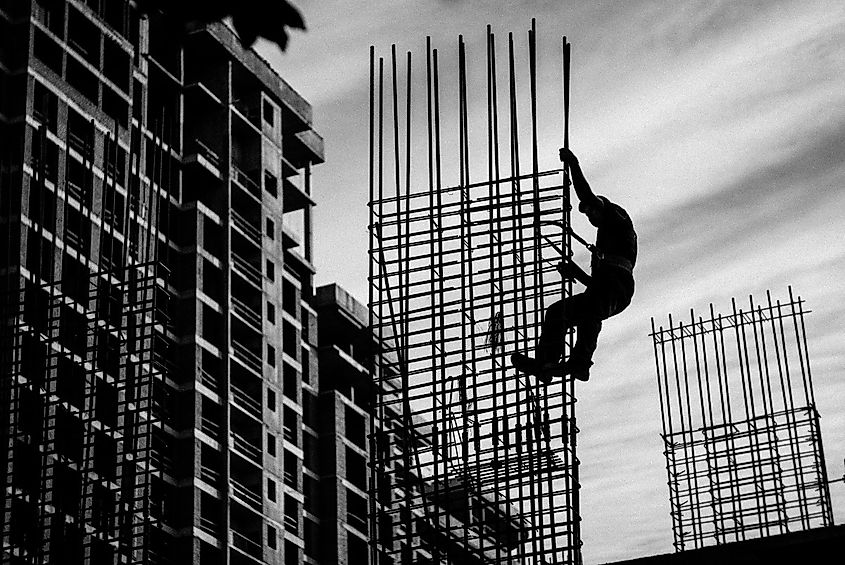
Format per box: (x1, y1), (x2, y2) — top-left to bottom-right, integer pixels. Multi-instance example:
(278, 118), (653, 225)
(650, 289), (834, 551)
(368, 22), (583, 565)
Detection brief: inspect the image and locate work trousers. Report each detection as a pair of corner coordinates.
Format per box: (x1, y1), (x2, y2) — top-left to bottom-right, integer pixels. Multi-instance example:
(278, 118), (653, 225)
(537, 269), (634, 365)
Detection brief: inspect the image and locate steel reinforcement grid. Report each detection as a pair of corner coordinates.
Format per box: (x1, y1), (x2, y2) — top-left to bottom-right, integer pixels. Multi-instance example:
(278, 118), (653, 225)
(650, 289), (834, 552)
(368, 22), (584, 565)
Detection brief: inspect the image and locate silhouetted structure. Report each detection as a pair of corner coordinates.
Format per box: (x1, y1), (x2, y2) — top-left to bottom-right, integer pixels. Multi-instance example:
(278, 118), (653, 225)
(313, 284), (374, 564)
(0, 2), (323, 564)
(368, 23), (583, 565)
(650, 289), (833, 552)
(603, 524), (845, 565)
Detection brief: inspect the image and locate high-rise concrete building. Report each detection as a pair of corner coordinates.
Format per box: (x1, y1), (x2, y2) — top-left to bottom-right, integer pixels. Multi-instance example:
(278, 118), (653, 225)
(314, 284), (525, 565)
(0, 2), (323, 564)
(313, 284), (373, 565)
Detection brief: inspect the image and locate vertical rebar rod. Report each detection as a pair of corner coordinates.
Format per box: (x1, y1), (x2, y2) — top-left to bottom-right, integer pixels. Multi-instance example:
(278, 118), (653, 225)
(424, 34), (444, 564)
(715, 306), (745, 541)
(377, 54), (387, 556)
(749, 299), (785, 534)
(563, 35), (582, 564)
(456, 33), (473, 556)
(389, 44), (414, 558)
(733, 299), (767, 538)
(366, 44), (378, 565)
(678, 321), (703, 544)
(528, 21), (551, 559)
(484, 25), (499, 563)
(791, 289), (833, 525)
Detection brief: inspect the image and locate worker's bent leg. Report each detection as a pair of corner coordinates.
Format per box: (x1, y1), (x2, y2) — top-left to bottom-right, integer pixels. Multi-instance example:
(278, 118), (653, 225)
(567, 274), (633, 369)
(537, 293), (594, 363)
(571, 318), (602, 368)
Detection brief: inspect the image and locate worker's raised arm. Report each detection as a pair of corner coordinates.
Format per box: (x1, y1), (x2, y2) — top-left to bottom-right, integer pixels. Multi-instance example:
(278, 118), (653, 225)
(559, 148), (601, 208)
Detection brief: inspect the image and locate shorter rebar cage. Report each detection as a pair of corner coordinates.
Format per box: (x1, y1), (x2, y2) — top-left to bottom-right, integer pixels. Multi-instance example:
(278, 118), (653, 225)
(368, 23), (583, 565)
(650, 289), (833, 551)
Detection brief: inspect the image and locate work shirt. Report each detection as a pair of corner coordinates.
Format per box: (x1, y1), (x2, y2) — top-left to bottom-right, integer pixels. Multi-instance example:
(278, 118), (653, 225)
(590, 198), (637, 277)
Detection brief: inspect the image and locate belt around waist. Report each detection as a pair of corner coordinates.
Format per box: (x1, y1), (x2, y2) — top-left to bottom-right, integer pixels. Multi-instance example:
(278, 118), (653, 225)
(596, 254), (634, 273)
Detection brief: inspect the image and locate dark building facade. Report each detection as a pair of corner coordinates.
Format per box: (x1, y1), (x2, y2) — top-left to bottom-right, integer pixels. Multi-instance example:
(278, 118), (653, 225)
(604, 524), (845, 565)
(313, 284), (374, 565)
(0, 2), (322, 564)
(314, 284), (525, 565)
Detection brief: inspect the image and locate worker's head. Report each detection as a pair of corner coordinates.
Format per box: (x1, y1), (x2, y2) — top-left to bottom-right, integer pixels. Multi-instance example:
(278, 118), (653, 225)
(579, 195), (606, 226)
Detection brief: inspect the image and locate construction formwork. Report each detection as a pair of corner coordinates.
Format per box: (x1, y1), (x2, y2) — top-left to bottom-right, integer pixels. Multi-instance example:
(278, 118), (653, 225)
(650, 289), (834, 552)
(368, 23), (583, 565)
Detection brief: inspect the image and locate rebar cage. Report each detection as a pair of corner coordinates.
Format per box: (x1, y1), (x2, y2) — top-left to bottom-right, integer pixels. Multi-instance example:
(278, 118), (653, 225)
(650, 289), (834, 551)
(368, 23), (583, 565)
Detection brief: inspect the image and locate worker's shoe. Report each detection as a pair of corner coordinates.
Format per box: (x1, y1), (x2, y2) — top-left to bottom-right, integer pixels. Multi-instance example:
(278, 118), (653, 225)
(511, 352), (541, 374)
(561, 357), (592, 383)
(512, 353), (591, 384)
(511, 353), (564, 384)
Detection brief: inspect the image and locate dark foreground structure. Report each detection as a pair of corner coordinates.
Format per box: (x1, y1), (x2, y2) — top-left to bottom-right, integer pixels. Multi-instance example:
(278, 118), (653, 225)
(604, 524), (845, 565)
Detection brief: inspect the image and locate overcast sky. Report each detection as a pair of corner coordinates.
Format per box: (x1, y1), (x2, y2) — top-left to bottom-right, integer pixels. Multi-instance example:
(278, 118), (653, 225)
(260, 1), (845, 562)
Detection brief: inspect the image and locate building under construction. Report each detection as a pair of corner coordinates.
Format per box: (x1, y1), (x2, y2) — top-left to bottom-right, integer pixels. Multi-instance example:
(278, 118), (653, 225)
(368, 23), (583, 565)
(315, 283), (526, 565)
(0, 2), (323, 564)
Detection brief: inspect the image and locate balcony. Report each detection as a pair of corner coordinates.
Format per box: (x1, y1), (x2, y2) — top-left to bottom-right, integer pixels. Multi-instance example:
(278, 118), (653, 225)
(67, 6), (100, 67)
(199, 464), (221, 488)
(231, 210), (261, 245)
(289, 129), (325, 167)
(231, 478), (262, 511)
(67, 128), (92, 157)
(199, 515), (220, 537)
(231, 164), (261, 200)
(230, 254), (261, 289)
(231, 383), (261, 420)
(200, 368), (220, 393)
(283, 465), (297, 489)
(347, 510), (368, 534)
(200, 415), (221, 441)
(231, 296), (261, 330)
(232, 339), (262, 375)
(184, 138), (222, 178)
(283, 513), (298, 535)
(231, 432), (262, 464)
(231, 530), (262, 560)
(232, 104), (261, 135)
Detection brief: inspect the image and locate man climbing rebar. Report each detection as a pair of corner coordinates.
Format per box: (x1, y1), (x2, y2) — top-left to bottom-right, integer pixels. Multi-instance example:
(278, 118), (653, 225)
(511, 148), (637, 383)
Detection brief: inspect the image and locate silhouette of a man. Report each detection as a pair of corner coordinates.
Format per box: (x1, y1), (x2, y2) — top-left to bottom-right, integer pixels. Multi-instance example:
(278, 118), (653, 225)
(512, 148), (637, 382)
